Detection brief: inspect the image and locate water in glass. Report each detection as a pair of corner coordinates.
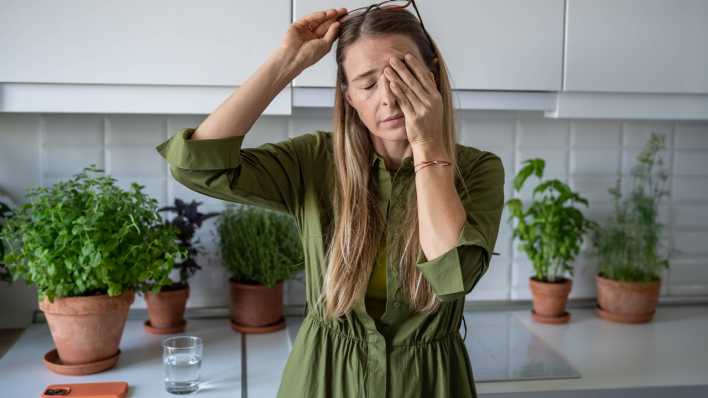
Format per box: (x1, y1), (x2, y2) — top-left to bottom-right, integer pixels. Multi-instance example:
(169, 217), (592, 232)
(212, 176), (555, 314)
(162, 336), (203, 394)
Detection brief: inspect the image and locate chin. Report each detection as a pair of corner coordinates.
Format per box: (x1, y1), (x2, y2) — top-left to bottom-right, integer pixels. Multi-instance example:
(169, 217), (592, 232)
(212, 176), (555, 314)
(372, 126), (407, 141)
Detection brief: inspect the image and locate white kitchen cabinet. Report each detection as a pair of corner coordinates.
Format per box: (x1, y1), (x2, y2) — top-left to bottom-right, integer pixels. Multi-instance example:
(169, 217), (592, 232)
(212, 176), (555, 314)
(293, 0), (564, 92)
(0, 0), (291, 114)
(564, 0), (708, 94)
(1, 0), (706, 117)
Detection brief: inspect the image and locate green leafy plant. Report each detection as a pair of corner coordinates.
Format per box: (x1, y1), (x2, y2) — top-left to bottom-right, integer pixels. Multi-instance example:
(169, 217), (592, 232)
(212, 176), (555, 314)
(218, 204), (304, 288)
(0, 201), (13, 282)
(592, 133), (670, 282)
(506, 159), (596, 282)
(0, 165), (185, 301)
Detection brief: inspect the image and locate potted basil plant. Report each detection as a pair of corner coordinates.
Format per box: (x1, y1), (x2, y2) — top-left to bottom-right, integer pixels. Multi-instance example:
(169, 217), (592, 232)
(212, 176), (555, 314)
(506, 159), (596, 324)
(218, 204), (304, 334)
(0, 165), (184, 375)
(142, 198), (220, 334)
(592, 133), (670, 323)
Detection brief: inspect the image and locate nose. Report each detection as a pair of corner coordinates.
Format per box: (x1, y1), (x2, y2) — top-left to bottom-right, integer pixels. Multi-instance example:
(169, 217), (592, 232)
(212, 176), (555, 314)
(380, 72), (397, 106)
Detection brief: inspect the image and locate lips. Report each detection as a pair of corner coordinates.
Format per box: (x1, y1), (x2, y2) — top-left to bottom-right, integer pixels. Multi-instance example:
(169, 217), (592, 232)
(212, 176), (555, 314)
(382, 114), (403, 122)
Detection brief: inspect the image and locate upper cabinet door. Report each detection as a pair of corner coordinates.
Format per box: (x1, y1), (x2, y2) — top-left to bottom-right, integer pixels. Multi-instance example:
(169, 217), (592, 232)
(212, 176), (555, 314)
(565, 0), (708, 94)
(0, 0), (289, 87)
(293, 0), (564, 91)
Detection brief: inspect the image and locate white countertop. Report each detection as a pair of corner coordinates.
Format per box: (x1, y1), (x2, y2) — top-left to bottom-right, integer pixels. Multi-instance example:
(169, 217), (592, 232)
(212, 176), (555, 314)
(1, 305), (707, 397)
(477, 305), (708, 396)
(0, 319), (242, 397)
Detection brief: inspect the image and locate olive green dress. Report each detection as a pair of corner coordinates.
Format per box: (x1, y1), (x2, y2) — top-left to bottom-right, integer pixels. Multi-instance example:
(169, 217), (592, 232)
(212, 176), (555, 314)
(155, 128), (505, 398)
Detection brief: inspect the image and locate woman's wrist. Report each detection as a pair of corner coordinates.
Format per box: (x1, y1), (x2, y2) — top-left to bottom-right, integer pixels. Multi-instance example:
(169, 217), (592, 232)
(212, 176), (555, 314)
(411, 141), (449, 163)
(268, 46), (304, 86)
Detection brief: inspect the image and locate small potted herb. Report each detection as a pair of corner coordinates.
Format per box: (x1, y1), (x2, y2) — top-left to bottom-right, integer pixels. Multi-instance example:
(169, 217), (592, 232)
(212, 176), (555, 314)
(592, 133), (670, 323)
(218, 204), (304, 334)
(0, 165), (183, 374)
(142, 199), (219, 334)
(506, 159), (596, 324)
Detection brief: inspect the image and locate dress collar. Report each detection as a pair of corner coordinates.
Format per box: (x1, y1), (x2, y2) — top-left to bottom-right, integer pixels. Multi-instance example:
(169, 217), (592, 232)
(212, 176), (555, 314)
(370, 151), (414, 173)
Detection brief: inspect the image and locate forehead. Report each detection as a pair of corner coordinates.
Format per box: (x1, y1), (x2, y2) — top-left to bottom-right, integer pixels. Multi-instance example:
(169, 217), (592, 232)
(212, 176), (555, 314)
(343, 34), (421, 81)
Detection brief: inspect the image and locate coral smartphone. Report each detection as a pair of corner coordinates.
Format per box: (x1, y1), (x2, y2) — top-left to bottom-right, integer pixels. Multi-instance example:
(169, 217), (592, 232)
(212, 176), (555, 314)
(41, 382), (128, 398)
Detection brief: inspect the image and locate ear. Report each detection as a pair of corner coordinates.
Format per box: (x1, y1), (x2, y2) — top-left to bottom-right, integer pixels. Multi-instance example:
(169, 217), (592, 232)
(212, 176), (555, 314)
(344, 89), (353, 108)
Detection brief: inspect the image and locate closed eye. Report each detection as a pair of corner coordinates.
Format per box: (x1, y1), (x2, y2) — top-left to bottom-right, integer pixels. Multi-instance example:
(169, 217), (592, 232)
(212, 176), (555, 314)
(363, 82), (376, 90)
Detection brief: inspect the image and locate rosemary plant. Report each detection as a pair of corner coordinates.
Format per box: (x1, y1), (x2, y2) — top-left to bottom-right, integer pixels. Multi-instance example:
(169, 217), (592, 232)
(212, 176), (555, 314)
(218, 204), (304, 288)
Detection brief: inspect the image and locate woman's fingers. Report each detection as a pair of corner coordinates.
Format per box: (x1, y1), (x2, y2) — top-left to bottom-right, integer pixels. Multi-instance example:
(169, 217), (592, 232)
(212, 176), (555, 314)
(389, 79), (414, 118)
(400, 53), (438, 95)
(296, 8), (347, 32)
(386, 56), (427, 109)
(314, 18), (337, 37)
(321, 18), (342, 43)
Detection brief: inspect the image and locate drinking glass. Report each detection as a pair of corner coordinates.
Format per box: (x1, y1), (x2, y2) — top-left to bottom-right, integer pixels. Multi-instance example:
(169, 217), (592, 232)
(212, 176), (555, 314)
(162, 336), (203, 394)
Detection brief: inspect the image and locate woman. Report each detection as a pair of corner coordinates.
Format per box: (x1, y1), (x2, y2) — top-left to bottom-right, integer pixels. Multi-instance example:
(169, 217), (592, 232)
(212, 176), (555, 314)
(156, 3), (504, 397)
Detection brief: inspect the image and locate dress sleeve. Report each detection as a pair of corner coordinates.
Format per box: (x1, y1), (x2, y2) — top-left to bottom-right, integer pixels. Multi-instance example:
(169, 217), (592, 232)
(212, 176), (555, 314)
(155, 127), (313, 216)
(415, 151), (505, 302)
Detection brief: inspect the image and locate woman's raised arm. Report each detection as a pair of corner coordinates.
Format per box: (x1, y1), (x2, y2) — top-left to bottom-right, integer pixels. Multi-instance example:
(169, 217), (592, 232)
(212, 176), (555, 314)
(192, 7), (347, 140)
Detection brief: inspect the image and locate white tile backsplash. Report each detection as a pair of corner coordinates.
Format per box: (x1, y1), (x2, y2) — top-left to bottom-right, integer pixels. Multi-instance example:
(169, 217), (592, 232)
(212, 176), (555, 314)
(673, 176), (708, 202)
(44, 146), (105, 179)
(673, 231), (708, 257)
(674, 150), (708, 176)
(516, 148), (568, 176)
(1, 112), (707, 328)
(468, 258), (511, 301)
(570, 120), (622, 148)
(674, 122), (708, 149)
(289, 108), (333, 137)
(108, 115), (165, 146)
(518, 119), (569, 148)
(110, 146), (165, 177)
(570, 148), (620, 175)
(43, 114), (104, 146)
(669, 259), (708, 287)
(567, 253), (600, 298)
(673, 204), (708, 228)
(622, 121), (674, 148)
(461, 119), (515, 148)
(570, 175), (621, 203)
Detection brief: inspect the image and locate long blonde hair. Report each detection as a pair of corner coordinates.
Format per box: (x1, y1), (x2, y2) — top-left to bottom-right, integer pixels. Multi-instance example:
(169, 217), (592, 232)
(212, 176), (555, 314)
(317, 7), (464, 320)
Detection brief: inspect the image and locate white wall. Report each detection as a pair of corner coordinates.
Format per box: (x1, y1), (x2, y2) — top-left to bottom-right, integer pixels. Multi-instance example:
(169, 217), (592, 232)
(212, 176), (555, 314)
(1, 110), (707, 328)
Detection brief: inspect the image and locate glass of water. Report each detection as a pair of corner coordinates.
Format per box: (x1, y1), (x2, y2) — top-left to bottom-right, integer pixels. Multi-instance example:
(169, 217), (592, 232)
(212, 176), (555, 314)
(162, 335), (203, 394)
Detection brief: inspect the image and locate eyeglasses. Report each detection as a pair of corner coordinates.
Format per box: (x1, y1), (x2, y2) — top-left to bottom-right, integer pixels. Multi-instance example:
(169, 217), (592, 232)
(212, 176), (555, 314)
(339, 0), (434, 51)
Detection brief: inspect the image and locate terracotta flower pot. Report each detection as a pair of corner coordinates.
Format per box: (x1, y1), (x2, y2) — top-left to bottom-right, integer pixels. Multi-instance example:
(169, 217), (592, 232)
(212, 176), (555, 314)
(39, 290), (134, 366)
(595, 273), (661, 323)
(145, 284), (190, 334)
(229, 278), (286, 334)
(529, 276), (572, 324)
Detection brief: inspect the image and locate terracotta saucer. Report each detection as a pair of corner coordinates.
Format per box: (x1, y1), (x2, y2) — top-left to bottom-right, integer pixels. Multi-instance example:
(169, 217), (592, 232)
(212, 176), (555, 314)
(595, 304), (655, 324)
(230, 316), (286, 334)
(143, 319), (187, 335)
(43, 348), (120, 376)
(531, 309), (571, 324)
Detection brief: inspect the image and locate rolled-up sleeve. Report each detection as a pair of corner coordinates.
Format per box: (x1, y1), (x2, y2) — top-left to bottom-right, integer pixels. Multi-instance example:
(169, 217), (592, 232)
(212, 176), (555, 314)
(415, 151), (505, 302)
(155, 127), (311, 216)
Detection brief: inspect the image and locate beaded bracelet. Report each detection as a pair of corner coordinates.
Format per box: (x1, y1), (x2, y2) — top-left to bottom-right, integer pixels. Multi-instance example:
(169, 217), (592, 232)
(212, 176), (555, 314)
(414, 160), (451, 173)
